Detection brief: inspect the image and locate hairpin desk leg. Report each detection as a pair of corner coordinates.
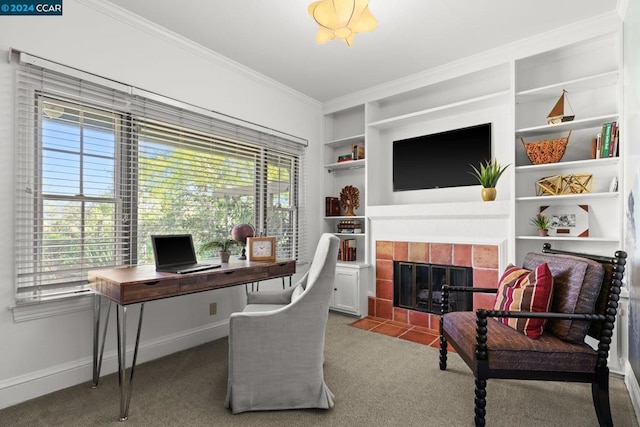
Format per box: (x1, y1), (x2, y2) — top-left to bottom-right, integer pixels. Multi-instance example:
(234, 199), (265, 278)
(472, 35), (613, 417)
(92, 295), (111, 389)
(115, 303), (145, 421)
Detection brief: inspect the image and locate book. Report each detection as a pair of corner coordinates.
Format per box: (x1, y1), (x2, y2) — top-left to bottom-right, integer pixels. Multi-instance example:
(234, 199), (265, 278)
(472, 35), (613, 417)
(338, 239), (357, 261)
(601, 122), (612, 158)
(351, 144), (365, 160)
(610, 126), (619, 157)
(325, 197), (340, 216)
(608, 121), (618, 157)
(337, 220), (361, 231)
(591, 137), (598, 159)
(338, 219), (362, 233)
(337, 153), (353, 162)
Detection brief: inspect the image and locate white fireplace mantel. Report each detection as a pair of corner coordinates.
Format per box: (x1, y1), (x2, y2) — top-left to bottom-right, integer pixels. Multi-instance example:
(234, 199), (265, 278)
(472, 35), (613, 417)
(366, 201), (510, 220)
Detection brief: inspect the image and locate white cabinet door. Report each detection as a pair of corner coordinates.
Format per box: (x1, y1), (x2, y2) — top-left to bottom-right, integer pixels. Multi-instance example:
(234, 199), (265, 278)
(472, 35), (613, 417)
(332, 267), (360, 314)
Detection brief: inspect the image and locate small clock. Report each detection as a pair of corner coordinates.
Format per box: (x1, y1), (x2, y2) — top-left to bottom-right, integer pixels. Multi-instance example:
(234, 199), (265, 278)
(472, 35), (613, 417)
(247, 237), (277, 262)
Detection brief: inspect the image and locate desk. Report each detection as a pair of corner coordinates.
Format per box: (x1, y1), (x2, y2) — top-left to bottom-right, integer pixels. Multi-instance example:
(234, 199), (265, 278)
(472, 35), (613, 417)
(88, 259), (295, 421)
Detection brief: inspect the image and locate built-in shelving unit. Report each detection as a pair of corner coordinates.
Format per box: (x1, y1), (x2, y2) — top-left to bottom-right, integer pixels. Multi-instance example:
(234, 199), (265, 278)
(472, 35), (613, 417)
(321, 24), (623, 316)
(513, 31), (622, 261)
(323, 106), (369, 316)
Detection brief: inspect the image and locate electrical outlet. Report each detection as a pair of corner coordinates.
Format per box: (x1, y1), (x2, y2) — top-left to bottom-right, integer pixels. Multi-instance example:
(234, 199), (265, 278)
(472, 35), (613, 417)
(209, 302), (217, 316)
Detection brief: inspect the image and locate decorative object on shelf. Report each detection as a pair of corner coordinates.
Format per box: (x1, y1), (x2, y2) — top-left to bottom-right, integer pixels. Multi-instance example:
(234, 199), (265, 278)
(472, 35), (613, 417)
(231, 223), (255, 260)
(539, 204), (589, 237)
(535, 174), (592, 196)
(201, 238), (237, 263)
(535, 175), (564, 196)
(562, 174), (592, 194)
(480, 187), (496, 202)
(247, 236), (277, 262)
(308, 0), (377, 46)
(325, 197), (341, 216)
(521, 131), (572, 165)
(609, 176), (619, 192)
(546, 89), (575, 125)
(529, 213), (550, 236)
(339, 185), (360, 216)
(469, 159), (510, 202)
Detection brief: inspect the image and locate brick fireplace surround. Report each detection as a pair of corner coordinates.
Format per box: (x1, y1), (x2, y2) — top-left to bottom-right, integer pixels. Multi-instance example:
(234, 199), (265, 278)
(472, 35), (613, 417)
(368, 240), (500, 330)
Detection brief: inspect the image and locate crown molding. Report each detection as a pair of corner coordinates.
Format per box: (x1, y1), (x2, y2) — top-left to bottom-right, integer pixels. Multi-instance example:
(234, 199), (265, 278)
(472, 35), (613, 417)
(77, 0), (320, 108)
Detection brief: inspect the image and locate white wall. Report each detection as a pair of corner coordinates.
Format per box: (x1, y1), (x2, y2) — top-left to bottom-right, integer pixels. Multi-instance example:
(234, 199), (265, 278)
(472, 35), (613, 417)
(622, 0), (640, 419)
(0, 0), (322, 409)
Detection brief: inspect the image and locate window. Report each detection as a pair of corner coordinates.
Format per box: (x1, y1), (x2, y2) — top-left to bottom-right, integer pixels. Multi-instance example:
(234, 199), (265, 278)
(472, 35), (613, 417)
(33, 98), (122, 294)
(15, 59), (305, 303)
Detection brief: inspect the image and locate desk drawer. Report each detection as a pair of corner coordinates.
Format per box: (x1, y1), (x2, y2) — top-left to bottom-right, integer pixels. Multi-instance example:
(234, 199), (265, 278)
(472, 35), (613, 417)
(178, 267), (269, 292)
(267, 262), (295, 277)
(121, 279), (179, 303)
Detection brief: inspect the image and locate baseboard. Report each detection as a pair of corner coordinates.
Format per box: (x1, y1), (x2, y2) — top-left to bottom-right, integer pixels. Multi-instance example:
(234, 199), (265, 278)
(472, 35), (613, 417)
(625, 361), (640, 425)
(0, 319), (229, 410)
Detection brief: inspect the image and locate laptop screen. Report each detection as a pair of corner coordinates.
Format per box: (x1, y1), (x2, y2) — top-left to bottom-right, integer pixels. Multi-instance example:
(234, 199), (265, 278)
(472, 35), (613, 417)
(152, 234), (197, 268)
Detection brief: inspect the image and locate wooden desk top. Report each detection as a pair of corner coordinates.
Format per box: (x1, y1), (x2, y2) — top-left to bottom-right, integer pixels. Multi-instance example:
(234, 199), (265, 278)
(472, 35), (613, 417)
(89, 259), (296, 305)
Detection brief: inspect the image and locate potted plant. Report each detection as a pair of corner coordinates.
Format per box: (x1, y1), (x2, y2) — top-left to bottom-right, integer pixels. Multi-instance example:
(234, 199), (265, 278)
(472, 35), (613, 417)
(201, 238), (237, 263)
(530, 213), (550, 236)
(469, 159), (510, 201)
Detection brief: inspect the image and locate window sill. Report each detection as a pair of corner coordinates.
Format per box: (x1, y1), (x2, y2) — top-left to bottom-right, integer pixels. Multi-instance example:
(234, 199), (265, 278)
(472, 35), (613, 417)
(10, 293), (94, 323)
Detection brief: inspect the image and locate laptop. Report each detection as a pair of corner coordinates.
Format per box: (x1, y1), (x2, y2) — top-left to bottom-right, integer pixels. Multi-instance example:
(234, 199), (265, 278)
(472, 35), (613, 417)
(151, 234), (221, 274)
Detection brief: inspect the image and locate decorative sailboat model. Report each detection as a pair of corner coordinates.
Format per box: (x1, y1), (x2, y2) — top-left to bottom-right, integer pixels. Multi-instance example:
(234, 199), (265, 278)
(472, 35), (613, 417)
(547, 89), (575, 125)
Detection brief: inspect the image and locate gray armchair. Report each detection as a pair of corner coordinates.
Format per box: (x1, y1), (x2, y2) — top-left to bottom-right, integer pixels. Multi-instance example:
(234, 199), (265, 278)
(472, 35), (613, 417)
(224, 233), (340, 413)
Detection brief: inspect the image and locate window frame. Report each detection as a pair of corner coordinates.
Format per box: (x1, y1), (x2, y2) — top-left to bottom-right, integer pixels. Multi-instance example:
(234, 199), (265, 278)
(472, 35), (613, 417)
(14, 59), (306, 309)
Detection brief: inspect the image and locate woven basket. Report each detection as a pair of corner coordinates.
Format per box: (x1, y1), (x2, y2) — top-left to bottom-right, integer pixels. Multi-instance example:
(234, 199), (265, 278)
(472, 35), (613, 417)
(521, 131), (571, 165)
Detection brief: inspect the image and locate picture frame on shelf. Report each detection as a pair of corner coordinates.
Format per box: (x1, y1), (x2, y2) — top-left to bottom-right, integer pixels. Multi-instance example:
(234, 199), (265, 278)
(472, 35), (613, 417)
(247, 237), (277, 262)
(539, 204), (589, 237)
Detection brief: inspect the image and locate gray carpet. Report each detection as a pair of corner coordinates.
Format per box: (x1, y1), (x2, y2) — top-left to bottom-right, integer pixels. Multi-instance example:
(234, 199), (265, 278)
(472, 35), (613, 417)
(0, 313), (637, 426)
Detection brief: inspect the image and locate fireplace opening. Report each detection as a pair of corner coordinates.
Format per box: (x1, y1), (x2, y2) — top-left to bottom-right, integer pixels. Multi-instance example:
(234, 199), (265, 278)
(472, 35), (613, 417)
(393, 261), (473, 314)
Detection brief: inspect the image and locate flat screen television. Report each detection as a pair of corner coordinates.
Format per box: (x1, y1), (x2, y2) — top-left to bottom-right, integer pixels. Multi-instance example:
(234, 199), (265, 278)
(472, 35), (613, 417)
(392, 123), (492, 191)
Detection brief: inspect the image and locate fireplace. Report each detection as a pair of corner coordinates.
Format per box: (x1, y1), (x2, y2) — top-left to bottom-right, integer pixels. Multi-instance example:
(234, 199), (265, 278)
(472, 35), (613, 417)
(372, 240), (500, 329)
(393, 262), (473, 314)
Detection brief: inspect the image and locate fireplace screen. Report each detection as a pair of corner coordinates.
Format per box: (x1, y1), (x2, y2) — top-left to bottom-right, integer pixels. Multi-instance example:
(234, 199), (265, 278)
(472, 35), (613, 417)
(394, 262), (473, 314)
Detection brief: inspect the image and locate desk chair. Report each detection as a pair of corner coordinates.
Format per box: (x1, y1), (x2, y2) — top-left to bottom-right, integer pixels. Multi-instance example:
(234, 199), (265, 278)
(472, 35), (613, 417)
(225, 233), (340, 413)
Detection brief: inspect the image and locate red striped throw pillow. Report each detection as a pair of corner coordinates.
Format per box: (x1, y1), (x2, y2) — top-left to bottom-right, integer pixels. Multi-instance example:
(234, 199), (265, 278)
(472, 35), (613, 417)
(492, 263), (553, 339)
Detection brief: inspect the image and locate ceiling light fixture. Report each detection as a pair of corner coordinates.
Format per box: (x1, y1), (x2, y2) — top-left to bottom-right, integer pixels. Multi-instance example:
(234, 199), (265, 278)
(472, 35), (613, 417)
(308, 0), (377, 47)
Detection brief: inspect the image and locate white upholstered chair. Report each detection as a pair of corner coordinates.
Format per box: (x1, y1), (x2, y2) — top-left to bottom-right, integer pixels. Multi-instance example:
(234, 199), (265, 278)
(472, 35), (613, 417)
(224, 233), (340, 413)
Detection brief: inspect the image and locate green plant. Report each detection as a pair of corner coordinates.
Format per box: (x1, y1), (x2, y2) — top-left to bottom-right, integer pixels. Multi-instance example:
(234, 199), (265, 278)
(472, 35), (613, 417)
(469, 159), (510, 188)
(530, 213), (550, 231)
(201, 238), (237, 253)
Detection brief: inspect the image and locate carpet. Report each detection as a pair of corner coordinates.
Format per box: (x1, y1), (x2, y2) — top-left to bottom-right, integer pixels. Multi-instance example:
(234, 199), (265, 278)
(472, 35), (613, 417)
(0, 313), (637, 426)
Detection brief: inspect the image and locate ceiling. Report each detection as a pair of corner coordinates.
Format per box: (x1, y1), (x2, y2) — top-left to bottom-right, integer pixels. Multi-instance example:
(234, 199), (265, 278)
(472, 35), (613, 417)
(104, 0), (619, 103)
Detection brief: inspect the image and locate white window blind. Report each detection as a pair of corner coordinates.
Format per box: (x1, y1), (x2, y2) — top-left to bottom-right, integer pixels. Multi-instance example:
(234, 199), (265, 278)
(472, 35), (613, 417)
(15, 59), (306, 303)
